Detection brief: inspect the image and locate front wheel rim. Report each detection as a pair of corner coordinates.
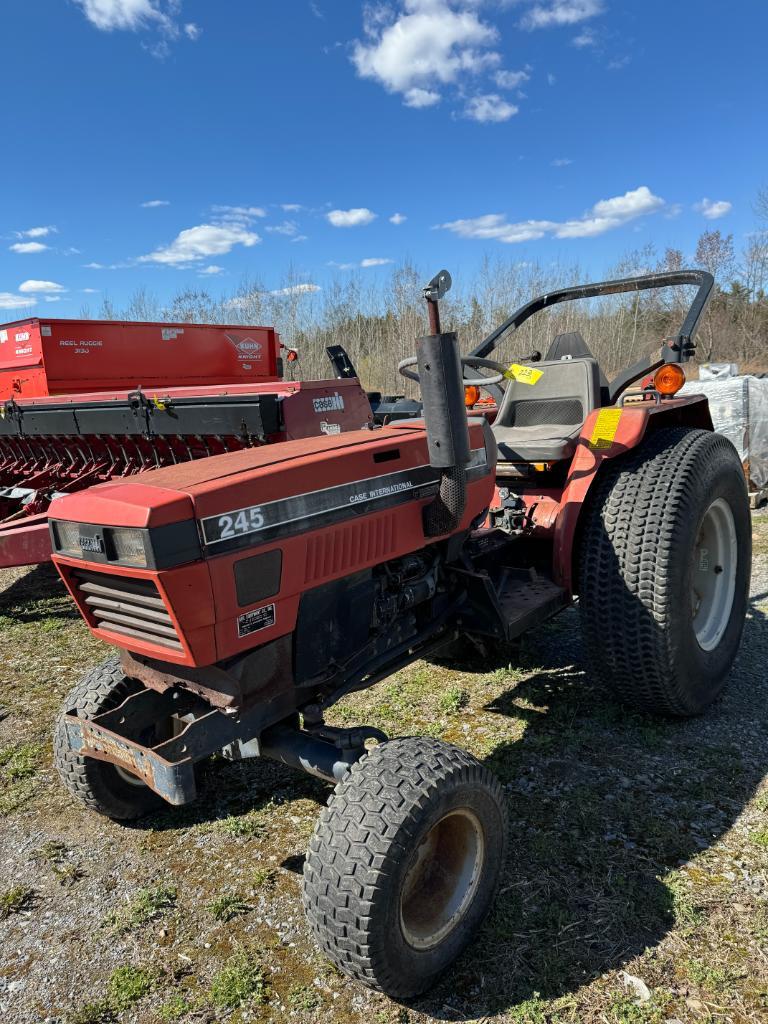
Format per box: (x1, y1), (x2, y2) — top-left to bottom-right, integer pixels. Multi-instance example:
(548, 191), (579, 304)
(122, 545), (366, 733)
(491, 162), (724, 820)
(399, 808), (485, 951)
(692, 497), (738, 651)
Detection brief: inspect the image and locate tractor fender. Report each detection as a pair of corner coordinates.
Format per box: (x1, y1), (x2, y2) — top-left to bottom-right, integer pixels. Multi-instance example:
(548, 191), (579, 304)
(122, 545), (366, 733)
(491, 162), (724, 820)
(552, 394), (713, 593)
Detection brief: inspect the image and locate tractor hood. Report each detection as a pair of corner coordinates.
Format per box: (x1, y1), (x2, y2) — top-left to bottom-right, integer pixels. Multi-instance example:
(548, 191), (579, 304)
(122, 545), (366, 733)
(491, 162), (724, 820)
(47, 419), (495, 571)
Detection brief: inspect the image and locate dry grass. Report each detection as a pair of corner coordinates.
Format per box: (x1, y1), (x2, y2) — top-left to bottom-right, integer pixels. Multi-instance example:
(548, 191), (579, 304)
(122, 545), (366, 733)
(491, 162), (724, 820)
(0, 519), (767, 1023)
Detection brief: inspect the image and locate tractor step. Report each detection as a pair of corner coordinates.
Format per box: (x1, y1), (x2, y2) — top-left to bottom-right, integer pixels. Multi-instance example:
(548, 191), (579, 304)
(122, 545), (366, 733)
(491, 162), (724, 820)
(495, 570), (570, 639)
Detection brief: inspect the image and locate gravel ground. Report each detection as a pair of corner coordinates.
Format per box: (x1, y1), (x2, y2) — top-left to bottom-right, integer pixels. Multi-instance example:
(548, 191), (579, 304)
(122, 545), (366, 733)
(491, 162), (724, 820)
(0, 513), (766, 1024)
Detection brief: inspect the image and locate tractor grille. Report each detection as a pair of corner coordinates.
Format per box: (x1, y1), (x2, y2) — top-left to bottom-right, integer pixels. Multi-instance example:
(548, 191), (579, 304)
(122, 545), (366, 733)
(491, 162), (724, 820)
(71, 568), (183, 652)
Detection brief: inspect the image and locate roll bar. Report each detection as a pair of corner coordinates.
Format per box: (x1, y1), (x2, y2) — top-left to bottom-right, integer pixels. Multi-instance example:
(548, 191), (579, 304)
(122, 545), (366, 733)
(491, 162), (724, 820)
(468, 270), (715, 403)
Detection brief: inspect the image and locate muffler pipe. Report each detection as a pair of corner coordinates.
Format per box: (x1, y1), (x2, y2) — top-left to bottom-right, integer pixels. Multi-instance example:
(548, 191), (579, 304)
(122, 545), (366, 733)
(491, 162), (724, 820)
(417, 326), (472, 537)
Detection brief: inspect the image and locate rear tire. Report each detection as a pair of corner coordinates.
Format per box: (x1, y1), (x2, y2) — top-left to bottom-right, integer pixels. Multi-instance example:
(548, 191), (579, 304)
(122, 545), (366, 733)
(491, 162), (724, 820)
(578, 427), (750, 716)
(54, 657), (163, 820)
(302, 737), (507, 998)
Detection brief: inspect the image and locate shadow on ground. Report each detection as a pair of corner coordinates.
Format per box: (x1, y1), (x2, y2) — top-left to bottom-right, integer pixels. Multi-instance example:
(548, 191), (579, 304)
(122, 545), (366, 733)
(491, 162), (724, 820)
(414, 593), (768, 1019)
(0, 563), (80, 623)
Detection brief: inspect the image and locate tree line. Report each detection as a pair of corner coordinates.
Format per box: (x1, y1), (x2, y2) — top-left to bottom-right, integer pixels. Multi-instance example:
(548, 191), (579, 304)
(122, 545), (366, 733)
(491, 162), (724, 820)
(88, 200), (768, 395)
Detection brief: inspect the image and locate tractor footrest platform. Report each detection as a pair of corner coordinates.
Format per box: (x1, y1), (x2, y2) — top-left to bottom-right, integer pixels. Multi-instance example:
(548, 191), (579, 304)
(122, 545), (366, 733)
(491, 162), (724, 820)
(496, 571), (570, 640)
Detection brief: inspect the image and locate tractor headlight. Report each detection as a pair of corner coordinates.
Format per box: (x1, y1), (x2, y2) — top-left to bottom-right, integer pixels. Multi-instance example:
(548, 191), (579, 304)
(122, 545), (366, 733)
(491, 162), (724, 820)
(52, 520), (82, 558)
(49, 518), (201, 570)
(108, 527), (149, 567)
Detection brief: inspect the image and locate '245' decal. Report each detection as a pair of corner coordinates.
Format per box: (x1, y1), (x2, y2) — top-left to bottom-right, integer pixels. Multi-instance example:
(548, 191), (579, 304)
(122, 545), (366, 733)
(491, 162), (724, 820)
(216, 506), (265, 540)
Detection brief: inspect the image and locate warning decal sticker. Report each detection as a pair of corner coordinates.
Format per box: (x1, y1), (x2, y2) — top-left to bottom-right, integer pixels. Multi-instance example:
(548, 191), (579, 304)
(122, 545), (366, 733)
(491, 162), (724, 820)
(588, 408), (623, 450)
(237, 603), (276, 638)
(504, 363), (543, 386)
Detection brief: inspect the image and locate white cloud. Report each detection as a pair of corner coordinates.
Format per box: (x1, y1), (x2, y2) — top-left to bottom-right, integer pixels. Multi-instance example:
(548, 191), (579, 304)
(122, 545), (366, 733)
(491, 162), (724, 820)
(73, 0), (162, 31)
(212, 205), (267, 222)
(494, 68), (530, 89)
(84, 262), (105, 269)
(139, 223), (260, 265)
(266, 220), (300, 236)
(404, 87), (441, 108)
(141, 199), (170, 208)
(82, 288), (100, 294)
(17, 225), (56, 238)
(695, 198), (732, 220)
(271, 283), (321, 296)
(10, 242), (48, 254)
(0, 292), (33, 310)
(199, 265), (224, 275)
(440, 186), (665, 244)
(73, 0), (199, 55)
(327, 208), (377, 228)
(521, 1), (604, 30)
(18, 280), (66, 294)
(352, 2), (500, 110)
(551, 157), (573, 166)
(291, 235), (309, 243)
(44, 296), (62, 303)
(361, 258), (394, 267)
(390, 212), (407, 225)
(547, 72), (557, 85)
(281, 203), (303, 212)
(465, 93), (518, 122)
(572, 28), (597, 46)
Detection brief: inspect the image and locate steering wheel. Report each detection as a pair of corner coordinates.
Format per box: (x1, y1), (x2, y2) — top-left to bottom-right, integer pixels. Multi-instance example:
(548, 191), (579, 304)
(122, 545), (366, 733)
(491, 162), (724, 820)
(398, 354), (509, 388)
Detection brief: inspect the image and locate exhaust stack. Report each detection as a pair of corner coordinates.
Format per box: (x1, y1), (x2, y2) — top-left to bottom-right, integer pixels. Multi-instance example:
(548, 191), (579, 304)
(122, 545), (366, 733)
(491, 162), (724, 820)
(417, 271), (472, 537)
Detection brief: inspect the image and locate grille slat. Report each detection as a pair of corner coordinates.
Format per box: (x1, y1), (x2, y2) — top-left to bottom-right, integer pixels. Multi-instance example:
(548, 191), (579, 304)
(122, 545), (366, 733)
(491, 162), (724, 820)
(71, 569), (182, 652)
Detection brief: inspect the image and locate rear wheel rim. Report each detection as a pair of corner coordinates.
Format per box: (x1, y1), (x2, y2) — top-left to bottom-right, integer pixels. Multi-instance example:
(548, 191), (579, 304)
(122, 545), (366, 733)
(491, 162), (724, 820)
(692, 497), (738, 652)
(399, 808), (485, 951)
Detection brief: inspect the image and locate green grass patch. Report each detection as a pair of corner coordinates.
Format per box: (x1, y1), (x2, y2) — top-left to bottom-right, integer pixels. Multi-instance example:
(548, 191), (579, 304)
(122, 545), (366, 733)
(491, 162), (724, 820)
(686, 958), (734, 992)
(206, 892), (251, 922)
(252, 866), (277, 888)
(210, 952), (268, 1009)
(0, 884), (34, 918)
(157, 993), (193, 1021)
(0, 741), (45, 780)
(288, 983), (322, 1011)
(104, 883), (177, 930)
(213, 810), (266, 838)
(105, 965), (158, 1013)
(66, 1000), (115, 1024)
(438, 685), (469, 713)
(751, 828), (768, 848)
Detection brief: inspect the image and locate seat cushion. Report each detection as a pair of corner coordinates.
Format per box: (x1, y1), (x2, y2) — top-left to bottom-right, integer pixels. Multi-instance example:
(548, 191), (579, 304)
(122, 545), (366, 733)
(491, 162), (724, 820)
(494, 428), (579, 463)
(491, 356), (600, 463)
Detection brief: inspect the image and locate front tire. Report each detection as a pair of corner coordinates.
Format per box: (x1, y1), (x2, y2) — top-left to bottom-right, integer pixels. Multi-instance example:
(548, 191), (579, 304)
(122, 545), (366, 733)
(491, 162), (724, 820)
(578, 426), (751, 716)
(302, 737), (507, 998)
(54, 657), (164, 820)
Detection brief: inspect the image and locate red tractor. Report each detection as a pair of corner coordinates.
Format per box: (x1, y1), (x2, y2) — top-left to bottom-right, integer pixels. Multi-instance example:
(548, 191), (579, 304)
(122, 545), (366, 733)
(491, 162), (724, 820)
(48, 269), (750, 997)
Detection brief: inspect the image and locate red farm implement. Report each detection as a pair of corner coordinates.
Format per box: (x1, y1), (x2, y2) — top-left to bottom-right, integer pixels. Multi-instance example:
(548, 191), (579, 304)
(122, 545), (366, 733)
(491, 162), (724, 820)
(0, 317), (374, 568)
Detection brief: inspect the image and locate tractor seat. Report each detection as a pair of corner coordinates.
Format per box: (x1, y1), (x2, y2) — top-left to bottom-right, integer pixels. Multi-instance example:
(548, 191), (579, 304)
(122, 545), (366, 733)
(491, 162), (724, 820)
(492, 356), (601, 463)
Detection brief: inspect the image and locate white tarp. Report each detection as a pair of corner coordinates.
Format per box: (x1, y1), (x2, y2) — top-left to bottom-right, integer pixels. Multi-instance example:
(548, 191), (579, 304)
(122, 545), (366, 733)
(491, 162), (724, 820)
(681, 376), (768, 489)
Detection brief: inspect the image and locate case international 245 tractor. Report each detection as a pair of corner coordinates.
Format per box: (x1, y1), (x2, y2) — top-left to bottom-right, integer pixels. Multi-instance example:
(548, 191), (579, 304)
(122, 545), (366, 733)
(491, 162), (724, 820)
(47, 269), (750, 997)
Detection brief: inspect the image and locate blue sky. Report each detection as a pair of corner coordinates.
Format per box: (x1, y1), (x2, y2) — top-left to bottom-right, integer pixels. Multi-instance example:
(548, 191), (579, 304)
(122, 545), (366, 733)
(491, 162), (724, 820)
(1, 0), (766, 315)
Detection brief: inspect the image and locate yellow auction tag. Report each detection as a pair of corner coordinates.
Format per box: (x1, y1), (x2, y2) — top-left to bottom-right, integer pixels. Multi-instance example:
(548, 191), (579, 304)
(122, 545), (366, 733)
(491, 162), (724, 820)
(504, 363), (543, 385)
(588, 408), (622, 450)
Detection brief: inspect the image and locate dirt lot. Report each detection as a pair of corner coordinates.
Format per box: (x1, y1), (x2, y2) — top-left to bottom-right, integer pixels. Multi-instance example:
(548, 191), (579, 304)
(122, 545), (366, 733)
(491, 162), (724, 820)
(1, 515), (767, 1024)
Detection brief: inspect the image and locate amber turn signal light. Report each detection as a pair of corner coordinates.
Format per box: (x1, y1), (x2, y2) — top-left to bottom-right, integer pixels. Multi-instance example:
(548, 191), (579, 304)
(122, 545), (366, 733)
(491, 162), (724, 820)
(464, 385), (480, 408)
(654, 363), (686, 396)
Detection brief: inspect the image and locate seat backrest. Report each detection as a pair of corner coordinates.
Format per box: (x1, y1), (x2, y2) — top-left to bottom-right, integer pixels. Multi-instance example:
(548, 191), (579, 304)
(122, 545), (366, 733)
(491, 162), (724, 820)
(493, 357), (601, 432)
